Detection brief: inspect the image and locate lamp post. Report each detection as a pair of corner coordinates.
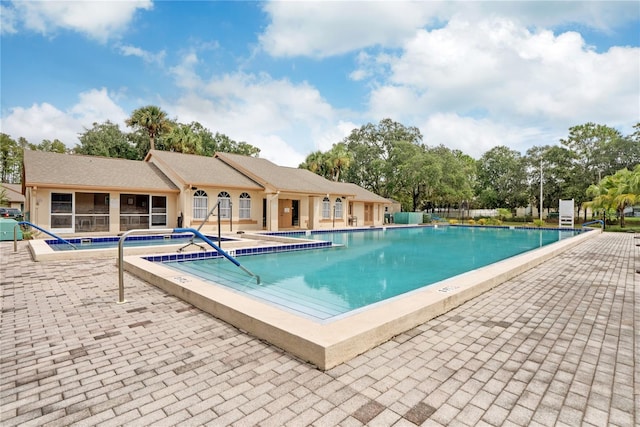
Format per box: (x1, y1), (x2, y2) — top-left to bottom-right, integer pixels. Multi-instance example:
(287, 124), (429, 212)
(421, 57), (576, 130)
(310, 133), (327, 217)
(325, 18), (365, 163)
(539, 158), (543, 221)
(461, 200), (468, 224)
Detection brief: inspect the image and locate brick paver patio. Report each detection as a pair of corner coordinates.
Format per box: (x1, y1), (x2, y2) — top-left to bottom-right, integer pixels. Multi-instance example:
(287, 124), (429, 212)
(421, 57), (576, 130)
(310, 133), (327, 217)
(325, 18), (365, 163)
(1, 232), (637, 426)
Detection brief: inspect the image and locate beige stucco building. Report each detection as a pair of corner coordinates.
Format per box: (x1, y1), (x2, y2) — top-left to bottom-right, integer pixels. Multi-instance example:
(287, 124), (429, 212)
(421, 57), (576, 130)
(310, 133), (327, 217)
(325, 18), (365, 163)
(22, 150), (390, 235)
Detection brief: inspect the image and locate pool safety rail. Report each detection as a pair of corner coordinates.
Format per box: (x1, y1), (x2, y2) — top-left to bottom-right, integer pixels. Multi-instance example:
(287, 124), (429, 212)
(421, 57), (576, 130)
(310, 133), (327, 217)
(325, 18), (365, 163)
(117, 228), (260, 304)
(582, 220), (605, 229)
(14, 221), (78, 252)
(179, 200), (221, 252)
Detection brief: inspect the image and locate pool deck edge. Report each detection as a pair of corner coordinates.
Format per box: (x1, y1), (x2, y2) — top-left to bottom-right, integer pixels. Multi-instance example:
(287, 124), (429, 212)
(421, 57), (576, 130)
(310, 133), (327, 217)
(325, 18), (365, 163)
(320, 228), (600, 368)
(123, 228), (600, 370)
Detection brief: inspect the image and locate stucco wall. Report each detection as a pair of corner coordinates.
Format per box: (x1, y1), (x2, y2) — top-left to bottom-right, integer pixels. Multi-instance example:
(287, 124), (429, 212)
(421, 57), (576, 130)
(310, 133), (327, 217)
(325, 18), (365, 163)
(24, 187), (177, 235)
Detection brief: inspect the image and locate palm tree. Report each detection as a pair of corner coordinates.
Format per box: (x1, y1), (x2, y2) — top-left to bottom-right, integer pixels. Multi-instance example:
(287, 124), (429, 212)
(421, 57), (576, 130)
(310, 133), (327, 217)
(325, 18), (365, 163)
(125, 105), (172, 151)
(584, 165), (640, 227)
(326, 143), (353, 182)
(165, 123), (201, 154)
(300, 151), (330, 179)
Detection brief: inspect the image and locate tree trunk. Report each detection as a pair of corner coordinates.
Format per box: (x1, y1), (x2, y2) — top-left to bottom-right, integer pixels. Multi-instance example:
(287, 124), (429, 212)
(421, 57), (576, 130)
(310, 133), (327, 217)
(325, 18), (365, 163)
(412, 188), (419, 212)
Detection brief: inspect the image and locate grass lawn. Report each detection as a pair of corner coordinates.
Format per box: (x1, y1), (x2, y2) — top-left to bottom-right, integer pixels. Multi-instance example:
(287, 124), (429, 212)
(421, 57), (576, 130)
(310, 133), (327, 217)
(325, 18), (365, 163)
(446, 216), (639, 233)
(601, 216), (640, 233)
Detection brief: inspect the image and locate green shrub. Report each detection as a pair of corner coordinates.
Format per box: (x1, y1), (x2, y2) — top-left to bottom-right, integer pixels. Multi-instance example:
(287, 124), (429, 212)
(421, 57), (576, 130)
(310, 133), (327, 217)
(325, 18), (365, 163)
(533, 219), (544, 227)
(497, 208), (512, 221)
(487, 218), (503, 226)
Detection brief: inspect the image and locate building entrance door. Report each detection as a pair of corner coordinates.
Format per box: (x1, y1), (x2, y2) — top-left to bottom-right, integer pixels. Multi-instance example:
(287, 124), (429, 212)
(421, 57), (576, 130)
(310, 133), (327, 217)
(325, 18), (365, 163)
(364, 203), (374, 225)
(279, 199), (293, 229)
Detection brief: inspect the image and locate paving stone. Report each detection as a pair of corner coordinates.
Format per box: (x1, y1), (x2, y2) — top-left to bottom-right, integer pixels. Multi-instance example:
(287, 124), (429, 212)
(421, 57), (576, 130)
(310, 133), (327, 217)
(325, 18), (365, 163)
(286, 406), (322, 425)
(311, 407), (349, 426)
(0, 233), (635, 427)
(403, 401), (436, 425)
(352, 399), (385, 424)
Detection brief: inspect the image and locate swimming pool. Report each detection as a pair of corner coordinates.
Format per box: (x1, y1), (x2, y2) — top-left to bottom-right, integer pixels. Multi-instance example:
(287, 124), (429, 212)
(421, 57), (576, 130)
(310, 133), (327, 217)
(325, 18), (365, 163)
(124, 225), (598, 369)
(160, 226), (580, 320)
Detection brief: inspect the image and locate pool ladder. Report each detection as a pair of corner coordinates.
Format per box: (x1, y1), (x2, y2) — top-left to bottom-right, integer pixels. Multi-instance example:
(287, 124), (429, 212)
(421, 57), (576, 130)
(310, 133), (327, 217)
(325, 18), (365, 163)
(117, 228), (260, 303)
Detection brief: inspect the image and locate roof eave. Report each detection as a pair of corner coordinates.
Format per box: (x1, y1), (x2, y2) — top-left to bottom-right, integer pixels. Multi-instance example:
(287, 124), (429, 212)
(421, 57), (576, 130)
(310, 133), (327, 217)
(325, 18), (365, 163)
(23, 182), (180, 193)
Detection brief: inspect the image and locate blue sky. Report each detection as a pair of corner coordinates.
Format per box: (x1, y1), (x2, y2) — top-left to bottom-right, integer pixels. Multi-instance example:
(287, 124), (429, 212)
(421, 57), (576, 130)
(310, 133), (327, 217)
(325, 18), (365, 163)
(1, 1), (639, 167)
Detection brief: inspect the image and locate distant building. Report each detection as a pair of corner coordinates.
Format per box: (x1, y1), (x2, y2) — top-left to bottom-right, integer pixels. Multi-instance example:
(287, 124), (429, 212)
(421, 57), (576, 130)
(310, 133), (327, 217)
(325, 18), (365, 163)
(0, 183), (25, 211)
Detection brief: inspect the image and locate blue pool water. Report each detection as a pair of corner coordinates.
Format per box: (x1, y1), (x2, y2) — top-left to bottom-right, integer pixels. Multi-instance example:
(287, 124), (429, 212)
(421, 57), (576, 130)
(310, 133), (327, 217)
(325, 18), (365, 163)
(161, 226), (581, 320)
(47, 234), (233, 251)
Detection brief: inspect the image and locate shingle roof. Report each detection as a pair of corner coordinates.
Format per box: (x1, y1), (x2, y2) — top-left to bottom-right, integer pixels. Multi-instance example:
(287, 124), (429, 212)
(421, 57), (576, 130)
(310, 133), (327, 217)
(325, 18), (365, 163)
(0, 183), (25, 203)
(146, 150), (263, 190)
(215, 152), (353, 196)
(22, 150), (179, 192)
(331, 182), (392, 203)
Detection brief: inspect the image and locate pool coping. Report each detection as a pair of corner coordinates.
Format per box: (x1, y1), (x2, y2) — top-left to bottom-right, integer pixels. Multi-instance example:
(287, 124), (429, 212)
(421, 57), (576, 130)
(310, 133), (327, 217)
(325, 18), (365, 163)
(123, 227), (600, 370)
(26, 233), (299, 262)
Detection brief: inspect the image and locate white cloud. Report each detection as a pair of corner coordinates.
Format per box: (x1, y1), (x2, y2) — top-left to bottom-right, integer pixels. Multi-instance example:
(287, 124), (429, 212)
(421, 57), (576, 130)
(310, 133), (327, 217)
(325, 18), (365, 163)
(70, 88), (128, 126)
(420, 113), (548, 158)
(314, 120), (360, 152)
(1, 103), (79, 146)
(0, 4), (18, 34)
(7, 0), (152, 42)
(117, 44), (166, 65)
(364, 16), (639, 155)
(260, 1), (440, 58)
(167, 53), (346, 166)
(169, 52), (206, 91)
(462, 1), (640, 32)
(260, 1), (638, 58)
(1, 88), (128, 147)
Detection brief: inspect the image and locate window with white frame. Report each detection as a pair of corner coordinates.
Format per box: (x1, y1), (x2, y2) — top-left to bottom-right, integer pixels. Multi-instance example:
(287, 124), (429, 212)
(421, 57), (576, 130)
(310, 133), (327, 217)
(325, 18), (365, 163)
(334, 198), (343, 218)
(239, 193), (251, 219)
(218, 191), (231, 219)
(193, 190), (208, 220)
(322, 197), (331, 219)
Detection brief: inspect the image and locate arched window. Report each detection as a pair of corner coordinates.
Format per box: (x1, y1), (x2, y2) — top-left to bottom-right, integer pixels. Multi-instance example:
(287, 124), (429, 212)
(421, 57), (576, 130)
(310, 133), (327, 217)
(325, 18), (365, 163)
(334, 198), (343, 219)
(218, 191), (231, 219)
(239, 193), (251, 219)
(193, 190), (208, 220)
(322, 197), (331, 219)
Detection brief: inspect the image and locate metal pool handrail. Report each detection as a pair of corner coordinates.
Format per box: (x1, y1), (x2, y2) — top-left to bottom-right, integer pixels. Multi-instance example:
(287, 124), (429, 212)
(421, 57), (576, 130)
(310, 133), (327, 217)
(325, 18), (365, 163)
(179, 200), (221, 251)
(14, 221), (78, 252)
(118, 227), (260, 304)
(582, 220), (604, 229)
